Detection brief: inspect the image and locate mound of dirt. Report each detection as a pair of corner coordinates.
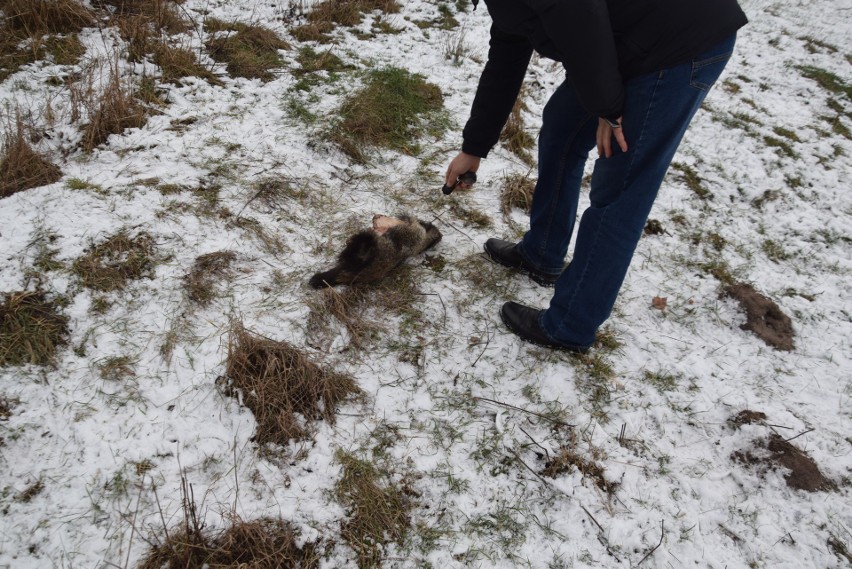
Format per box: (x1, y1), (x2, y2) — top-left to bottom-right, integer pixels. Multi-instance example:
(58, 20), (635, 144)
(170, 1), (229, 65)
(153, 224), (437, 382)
(727, 410), (767, 429)
(732, 434), (836, 492)
(723, 283), (794, 351)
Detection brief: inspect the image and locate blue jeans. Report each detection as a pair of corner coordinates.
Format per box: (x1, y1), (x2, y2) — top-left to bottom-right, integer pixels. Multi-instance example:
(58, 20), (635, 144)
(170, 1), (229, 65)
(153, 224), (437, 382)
(516, 34), (737, 348)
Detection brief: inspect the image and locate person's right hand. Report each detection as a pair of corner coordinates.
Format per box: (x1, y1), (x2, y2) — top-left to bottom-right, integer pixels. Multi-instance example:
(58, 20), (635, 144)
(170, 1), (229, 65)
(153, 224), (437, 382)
(444, 152), (481, 189)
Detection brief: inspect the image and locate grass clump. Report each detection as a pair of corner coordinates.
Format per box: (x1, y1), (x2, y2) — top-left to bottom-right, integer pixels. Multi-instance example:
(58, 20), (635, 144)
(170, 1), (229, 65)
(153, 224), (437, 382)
(763, 135), (798, 158)
(100, 0), (190, 61)
(306, 286), (383, 351)
(670, 162), (711, 200)
(642, 369), (679, 392)
(500, 92), (535, 166)
(447, 198), (492, 229)
(81, 67), (149, 151)
(3, 0), (95, 35)
(542, 445), (617, 496)
(796, 65), (852, 99)
(183, 251), (236, 306)
(72, 231), (158, 291)
(335, 451), (412, 569)
(206, 23), (289, 82)
(293, 0), (400, 40)
(295, 46), (351, 75)
(0, 115), (62, 198)
(0, 290), (70, 367)
(98, 355), (135, 381)
(330, 67), (444, 161)
(0, 0), (92, 79)
(306, 264), (425, 350)
(153, 43), (222, 86)
(140, 476), (321, 569)
(221, 323), (360, 447)
(500, 172), (535, 216)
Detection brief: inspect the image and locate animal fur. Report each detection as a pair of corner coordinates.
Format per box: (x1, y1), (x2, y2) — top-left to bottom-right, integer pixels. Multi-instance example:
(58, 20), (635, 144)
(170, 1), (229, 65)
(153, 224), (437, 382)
(309, 215), (442, 288)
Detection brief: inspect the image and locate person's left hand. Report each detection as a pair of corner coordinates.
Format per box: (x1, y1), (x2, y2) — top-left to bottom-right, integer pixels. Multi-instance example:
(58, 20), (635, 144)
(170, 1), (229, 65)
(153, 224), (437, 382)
(596, 117), (628, 158)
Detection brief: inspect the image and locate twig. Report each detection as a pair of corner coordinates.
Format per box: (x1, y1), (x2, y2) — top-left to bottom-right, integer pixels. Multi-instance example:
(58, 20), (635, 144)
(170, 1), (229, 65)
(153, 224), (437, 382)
(784, 427), (814, 443)
(123, 474), (146, 569)
(718, 524), (742, 543)
(766, 423), (794, 430)
(636, 520), (665, 566)
(473, 396), (574, 428)
(429, 207), (477, 244)
(518, 425), (550, 460)
(471, 322), (490, 367)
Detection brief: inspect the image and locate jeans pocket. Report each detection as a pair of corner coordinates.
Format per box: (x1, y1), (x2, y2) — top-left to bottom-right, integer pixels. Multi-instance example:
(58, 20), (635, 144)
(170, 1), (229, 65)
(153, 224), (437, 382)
(690, 51), (733, 91)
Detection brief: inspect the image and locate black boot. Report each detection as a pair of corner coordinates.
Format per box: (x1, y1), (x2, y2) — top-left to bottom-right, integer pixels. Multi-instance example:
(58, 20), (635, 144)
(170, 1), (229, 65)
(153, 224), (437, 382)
(500, 301), (590, 353)
(483, 238), (563, 287)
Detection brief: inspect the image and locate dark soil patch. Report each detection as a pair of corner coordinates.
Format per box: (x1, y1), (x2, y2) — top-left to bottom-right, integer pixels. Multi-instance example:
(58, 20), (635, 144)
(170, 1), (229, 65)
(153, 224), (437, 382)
(723, 283), (794, 351)
(644, 219), (665, 235)
(728, 409), (767, 429)
(220, 323), (360, 447)
(732, 434), (836, 492)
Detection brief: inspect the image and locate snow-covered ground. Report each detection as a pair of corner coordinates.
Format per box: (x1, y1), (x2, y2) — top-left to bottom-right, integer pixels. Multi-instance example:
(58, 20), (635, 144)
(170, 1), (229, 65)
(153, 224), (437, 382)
(1, 0), (850, 567)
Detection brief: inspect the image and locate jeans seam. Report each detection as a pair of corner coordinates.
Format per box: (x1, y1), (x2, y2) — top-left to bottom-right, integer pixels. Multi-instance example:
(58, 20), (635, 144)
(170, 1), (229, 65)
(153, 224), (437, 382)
(526, 114), (594, 272)
(554, 72), (664, 338)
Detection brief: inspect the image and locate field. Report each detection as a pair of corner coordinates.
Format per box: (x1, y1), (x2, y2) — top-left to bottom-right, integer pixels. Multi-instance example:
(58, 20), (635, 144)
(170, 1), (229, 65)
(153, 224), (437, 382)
(1, 0), (850, 567)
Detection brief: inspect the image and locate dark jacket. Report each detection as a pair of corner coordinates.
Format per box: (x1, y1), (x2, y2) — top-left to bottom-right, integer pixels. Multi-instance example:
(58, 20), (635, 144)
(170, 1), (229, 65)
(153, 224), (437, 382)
(462, 0), (748, 157)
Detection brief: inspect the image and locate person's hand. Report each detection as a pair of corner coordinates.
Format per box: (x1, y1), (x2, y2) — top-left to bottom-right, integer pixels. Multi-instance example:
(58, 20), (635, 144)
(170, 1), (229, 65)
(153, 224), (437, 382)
(445, 152), (481, 189)
(596, 117), (628, 158)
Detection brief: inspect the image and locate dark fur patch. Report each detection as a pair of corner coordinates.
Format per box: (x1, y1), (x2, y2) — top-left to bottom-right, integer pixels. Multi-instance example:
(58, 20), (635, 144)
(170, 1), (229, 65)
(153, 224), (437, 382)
(309, 216), (441, 288)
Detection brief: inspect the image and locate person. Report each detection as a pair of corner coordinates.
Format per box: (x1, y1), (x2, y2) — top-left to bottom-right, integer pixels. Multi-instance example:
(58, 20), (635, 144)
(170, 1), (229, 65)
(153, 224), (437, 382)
(444, 0), (748, 353)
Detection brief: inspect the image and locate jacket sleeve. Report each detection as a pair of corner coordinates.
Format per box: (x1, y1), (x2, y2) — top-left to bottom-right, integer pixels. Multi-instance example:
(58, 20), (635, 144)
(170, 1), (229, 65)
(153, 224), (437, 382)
(525, 0), (625, 119)
(461, 25), (533, 158)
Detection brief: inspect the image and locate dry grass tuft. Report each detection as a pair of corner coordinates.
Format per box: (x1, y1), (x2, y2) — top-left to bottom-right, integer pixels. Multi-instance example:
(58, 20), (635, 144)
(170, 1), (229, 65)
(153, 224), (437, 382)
(183, 250), (236, 306)
(221, 323), (360, 446)
(2, 0), (96, 35)
(98, 0), (189, 34)
(306, 286), (383, 350)
(500, 172), (535, 217)
(331, 67), (444, 161)
(72, 231), (158, 291)
(81, 65), (149, 151)
(541, 444), (617, 496)
(206, 23), (289, 81)
(0, 290), (70, 367)
(0, 0), (91, 79)
(139, 475), (321, 569)
(500, 91), (535, 165)
(291, 21), (334, 43)
(335, 451), (412, 569)
(302, 0), (400, 28)
(447, 198), (492, 229)
(15, 479), (44, 502)
(306, 262), (427, 350)
(0, 115), (62, 198)
(153, 42), (222, 85)
(295, 45), (351, 75)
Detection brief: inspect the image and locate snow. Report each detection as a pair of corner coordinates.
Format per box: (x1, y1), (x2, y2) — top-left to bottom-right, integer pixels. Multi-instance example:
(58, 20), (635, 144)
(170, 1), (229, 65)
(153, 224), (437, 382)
(1, 0), (850, 567)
